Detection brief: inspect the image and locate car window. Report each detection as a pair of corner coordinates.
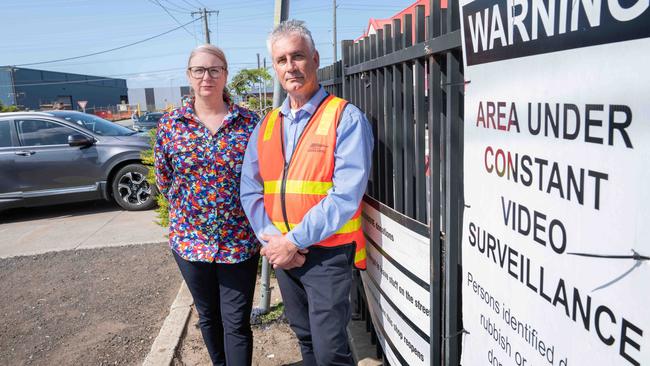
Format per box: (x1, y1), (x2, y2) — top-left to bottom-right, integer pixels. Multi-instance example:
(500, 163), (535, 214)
(143, 114), (162, 122)
(52, 112), (136, 136)
(17, 119), (77, 146)
(0, 120), (12, 147)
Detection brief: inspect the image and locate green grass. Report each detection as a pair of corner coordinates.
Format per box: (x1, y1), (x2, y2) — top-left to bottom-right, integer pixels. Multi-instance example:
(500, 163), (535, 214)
(258, 302), (285, 324)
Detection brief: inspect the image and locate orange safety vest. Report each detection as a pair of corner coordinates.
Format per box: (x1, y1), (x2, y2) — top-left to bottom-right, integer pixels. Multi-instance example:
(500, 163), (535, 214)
(257, 94), (366, 270)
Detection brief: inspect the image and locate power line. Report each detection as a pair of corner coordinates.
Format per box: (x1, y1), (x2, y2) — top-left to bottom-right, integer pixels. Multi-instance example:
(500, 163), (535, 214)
(148, 0), (199, 41)
(160, 0), (194, 12)
(177, 0), (201, 9)
(13, 18), (200, 67)
(147, 0), (189, 14)
(193, 0), (207, 8)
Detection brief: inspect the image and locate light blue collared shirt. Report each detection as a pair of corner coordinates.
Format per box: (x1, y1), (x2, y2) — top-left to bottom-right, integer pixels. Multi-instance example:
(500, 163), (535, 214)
(240, 86), (374, 249)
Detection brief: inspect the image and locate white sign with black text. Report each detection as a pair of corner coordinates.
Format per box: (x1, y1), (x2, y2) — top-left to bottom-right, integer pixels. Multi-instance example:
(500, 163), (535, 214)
(361, 199), (431, 366)
(460, 0), (650, 365)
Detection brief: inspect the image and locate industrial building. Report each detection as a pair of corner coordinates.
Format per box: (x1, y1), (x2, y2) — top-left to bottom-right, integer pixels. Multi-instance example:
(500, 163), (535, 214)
(127, 86), (191, 112)
(0, 66), (127, 111)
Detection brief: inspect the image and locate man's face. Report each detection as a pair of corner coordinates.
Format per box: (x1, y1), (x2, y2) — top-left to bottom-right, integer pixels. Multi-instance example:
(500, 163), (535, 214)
(271, 33), (320, 100)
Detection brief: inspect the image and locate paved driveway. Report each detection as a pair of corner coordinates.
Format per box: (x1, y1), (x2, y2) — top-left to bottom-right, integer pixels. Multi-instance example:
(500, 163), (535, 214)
(0, 200), (167, 258)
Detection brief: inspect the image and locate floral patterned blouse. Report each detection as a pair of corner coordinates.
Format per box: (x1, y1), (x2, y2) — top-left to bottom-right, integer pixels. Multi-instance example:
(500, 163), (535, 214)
(154, 97), (260, 263)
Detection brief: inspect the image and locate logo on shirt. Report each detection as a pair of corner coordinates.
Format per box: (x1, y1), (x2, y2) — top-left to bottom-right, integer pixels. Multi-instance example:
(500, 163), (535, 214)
(307, 143), (328, 153)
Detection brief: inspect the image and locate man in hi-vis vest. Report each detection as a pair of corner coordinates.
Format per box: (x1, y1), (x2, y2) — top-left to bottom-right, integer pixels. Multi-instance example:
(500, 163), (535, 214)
(241, 19), (373, 366)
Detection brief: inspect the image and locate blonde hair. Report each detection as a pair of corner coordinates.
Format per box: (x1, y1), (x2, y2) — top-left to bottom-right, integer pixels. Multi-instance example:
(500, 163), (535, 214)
(188, 44), (228, 71)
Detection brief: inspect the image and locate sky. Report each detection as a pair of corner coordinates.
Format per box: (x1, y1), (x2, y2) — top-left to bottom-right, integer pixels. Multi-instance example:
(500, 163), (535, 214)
(2, 0), (417, 89)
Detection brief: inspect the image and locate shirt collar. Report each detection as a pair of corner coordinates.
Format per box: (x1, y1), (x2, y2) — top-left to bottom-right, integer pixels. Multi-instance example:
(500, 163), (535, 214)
(280, 85), (327, 119)
(172, 94), (239, 122)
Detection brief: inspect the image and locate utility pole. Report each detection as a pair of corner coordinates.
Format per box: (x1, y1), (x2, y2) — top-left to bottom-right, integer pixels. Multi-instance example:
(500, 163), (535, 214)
(271, 0), (290, 110)
(263, 57), (267, 111)
(254, 0), (290, 318)
(257, 53), (262, 115)
(333, 0), (337, 62)
(191, 8), (218, 44)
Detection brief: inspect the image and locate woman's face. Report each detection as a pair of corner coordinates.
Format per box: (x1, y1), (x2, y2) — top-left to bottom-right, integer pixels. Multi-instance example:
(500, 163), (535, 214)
(187, 51), (228, 99)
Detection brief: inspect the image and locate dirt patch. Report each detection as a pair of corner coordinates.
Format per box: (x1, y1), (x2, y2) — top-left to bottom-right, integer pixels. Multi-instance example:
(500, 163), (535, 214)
(173, 275), (303, 366)
(0, 243), (181, 365)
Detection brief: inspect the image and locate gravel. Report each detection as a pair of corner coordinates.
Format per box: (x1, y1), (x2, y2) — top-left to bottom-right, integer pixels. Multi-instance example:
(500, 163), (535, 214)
(0, 243), (181, 366)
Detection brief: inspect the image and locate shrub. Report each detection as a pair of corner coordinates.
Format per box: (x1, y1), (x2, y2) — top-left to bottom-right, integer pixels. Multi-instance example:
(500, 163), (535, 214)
(142, 128), (170, 227)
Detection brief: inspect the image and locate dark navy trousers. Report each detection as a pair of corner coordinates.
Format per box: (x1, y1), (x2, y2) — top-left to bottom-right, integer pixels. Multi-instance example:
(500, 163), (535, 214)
(275, 243), (356, 366)
(173, 250), (259, 366)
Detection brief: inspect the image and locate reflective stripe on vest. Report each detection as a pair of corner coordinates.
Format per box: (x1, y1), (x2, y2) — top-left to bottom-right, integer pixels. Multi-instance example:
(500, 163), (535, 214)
(272, 215), (361, 234)
(264, 180), (333, 195)
(258, 94), (366, 270)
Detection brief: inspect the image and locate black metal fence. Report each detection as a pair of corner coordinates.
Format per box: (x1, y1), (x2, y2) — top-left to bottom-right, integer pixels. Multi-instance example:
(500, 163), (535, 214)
(318, 1), (464, 365)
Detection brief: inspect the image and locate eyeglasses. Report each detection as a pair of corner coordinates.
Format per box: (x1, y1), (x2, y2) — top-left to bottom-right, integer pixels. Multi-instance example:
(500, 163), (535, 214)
(188, 66), (226, 79)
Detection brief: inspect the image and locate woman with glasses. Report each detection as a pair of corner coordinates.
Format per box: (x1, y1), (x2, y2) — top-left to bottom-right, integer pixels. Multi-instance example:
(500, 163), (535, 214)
(154, 44), (260, 366)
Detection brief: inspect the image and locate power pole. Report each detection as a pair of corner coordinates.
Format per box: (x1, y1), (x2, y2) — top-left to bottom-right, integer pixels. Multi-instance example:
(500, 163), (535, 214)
(257, 53), (263, 115)
(255, 0), (290, 318)
(191, 8), (218, 44)
(271, 0), (290, 110)
(263, 57), (267, 110)
(333, 0), (337, 62)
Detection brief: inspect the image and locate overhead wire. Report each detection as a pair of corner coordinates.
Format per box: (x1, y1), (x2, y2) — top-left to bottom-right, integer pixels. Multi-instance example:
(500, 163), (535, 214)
(160, 0), (194, 13)
(148, 0), (199, 41)
(193, 0), (208, 9)
(13, 18), (200, 67)
(178, 0), (202, 9)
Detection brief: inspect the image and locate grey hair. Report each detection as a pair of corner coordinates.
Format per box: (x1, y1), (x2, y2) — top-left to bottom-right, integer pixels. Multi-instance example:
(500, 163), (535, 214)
(266, 19), (316, 54)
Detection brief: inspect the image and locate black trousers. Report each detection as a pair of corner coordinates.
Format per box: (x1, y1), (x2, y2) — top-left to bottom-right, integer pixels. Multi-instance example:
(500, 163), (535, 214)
(173, 250), (259, 366)
(275, 243), (356, 366)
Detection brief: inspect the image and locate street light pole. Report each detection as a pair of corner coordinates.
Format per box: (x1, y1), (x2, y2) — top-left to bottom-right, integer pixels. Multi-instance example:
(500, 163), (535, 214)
(333, 0), (337, 62)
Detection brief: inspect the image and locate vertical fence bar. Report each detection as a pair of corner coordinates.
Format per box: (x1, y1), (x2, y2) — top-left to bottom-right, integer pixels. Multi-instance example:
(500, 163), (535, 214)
(369, 33), (383, 205)
(390, 19), (404, 215)
(342, 40), (352, 101)
(337, 61), (343, 97)
(414, 5), (427, 223)
(373, 29), (384, 204)
(425, 15), (430, 40)
(401, 14), (415, 219)
(360, 36), (374, 200)
(347, 41), (358, 105)
(383, 24), (395, 208)
(428, 1), (443, 365)
(375, 30), (392, 208)
(444, 0), (463, 364)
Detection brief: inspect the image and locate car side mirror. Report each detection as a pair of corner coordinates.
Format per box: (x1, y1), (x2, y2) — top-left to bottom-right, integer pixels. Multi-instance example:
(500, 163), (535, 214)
(68, 134), (95, 147)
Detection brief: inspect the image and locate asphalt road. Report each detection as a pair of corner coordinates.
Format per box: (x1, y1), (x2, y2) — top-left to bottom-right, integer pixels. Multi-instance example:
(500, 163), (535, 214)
(0, 200), (167, 258)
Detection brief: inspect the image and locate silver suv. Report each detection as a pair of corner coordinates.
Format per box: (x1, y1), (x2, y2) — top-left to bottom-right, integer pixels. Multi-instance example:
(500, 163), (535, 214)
(0, 111), (157, 211)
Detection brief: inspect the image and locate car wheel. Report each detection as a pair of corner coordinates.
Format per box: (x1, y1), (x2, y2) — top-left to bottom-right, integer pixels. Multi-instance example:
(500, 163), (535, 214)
(111, 164), (156, 211)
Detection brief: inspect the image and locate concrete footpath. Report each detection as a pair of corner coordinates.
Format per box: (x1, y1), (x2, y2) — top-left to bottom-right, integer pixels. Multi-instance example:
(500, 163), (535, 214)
(0, 200), (167, 258)
(145, 280), (383, 366)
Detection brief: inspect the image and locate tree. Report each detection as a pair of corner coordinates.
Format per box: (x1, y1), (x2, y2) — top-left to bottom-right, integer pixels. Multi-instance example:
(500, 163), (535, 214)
(228, 68), (272, 99)
(246, 96), (273, 116)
